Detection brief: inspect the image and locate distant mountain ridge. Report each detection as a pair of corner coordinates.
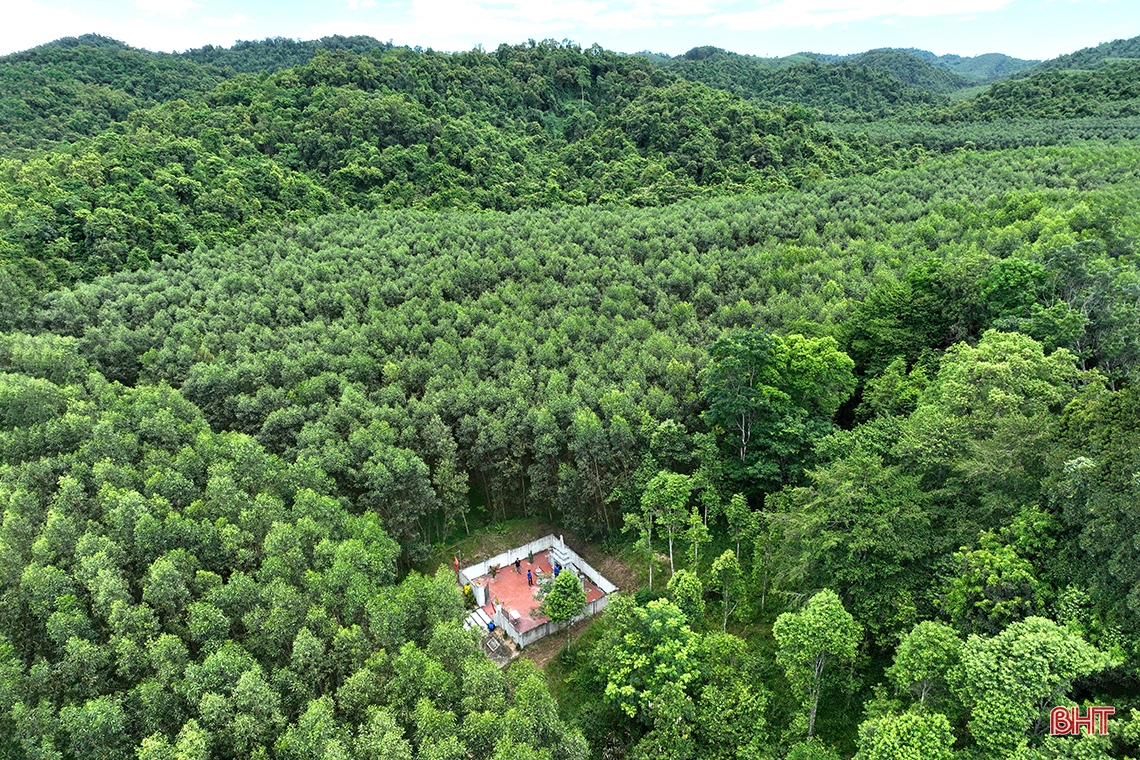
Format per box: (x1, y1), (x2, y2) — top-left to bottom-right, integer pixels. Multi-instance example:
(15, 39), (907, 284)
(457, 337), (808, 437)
(0, 34), (395, 154)
(887, 48), (1038, 82)
(845, 49), (972, 93)
(806, 47), (1037, 84)
(0, 34), (228, 153)
(179, 34), (394, 73)
(659, 47), (934, 120)
(655, 45), (1039, 119)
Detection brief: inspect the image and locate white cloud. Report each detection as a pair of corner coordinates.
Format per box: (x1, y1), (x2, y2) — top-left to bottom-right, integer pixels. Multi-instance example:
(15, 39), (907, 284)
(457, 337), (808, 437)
(347, 0), (379, 8)
(1, 0), (91, 54)
(202, 13), (252, 27)
(135, 0), (202, 19)
(705, 0), (1015, 30)
(308, 0), (719, 48)
(0, 0), (220, 54)
(99, 17), (222, 51)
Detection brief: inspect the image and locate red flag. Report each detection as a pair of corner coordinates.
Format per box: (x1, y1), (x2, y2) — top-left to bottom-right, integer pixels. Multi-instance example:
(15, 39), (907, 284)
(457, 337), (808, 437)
(454, 555), (460, 571)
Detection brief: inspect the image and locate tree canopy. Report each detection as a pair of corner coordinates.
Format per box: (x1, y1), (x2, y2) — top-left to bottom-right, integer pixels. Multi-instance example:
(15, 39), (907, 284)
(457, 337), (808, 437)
(4, 28), (1140, 760)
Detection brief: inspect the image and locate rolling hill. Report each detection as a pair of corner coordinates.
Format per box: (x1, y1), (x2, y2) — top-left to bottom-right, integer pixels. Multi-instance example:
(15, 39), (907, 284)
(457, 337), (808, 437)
(1025, 32), (1140, 74)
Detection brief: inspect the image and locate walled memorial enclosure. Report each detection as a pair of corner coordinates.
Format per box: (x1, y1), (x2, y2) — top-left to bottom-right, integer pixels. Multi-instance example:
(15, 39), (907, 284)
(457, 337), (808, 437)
(459, 535), (618, 649)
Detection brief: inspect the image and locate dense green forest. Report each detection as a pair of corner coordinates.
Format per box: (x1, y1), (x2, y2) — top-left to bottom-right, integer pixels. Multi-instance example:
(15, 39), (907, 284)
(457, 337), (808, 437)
(0, 35), (394, 155)
(3, 28), (1140, 760)
(940, 61), (1140, 121)
(0, 36), (228, 155)
(839, 50), (972, 94)
(178, 35), (395, 74)
(826, 115), (1140, 152)
(907, 50), (1038, 84)
(0, 39), (908, 306)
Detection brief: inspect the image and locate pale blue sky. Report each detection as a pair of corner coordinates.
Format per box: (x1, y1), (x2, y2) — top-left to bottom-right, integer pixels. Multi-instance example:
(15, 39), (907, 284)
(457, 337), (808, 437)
(6, 0), (1139, 62)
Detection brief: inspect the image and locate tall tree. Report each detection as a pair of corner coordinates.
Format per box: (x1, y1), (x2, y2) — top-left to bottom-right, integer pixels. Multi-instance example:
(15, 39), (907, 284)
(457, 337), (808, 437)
(540, 569), (588, 648)
(684, 503), (711, 571)
(774, 589), (862, 738)
(722, 492), (752, 561)
(886, 621), (962, 707)
(955, 616), (1108, 755)
(623, 494), (658, 591)
(710, 550), (743, 632)
(704, 330), (855, 491)
(667, 569), (705, 628)
(594, 597), (700, 723)
(643, 471), (692, 577)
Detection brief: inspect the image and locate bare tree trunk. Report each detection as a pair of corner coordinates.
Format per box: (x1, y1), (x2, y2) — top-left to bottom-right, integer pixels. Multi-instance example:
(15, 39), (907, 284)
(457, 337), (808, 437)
(807, 686), (820, 738)
(648, 520), (654, 591)
(668, 532), (675, 576)
(761, 565), (768, 613)
(807, 653), (826, 738)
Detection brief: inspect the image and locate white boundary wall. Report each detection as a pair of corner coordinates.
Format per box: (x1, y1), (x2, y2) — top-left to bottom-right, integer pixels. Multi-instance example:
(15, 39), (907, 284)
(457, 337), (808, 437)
(459, 534), (618, 648)
(494, 594), (612, 649)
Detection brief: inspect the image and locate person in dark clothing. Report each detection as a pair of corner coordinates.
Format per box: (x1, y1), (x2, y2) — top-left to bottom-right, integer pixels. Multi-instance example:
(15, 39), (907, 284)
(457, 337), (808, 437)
(514, 558), (521, 573)
(527, 569), (533, 586)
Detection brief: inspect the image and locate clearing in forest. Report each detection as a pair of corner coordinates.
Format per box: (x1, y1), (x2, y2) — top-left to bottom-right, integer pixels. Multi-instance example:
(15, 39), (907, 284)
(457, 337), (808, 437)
(459, 535), (617, 649)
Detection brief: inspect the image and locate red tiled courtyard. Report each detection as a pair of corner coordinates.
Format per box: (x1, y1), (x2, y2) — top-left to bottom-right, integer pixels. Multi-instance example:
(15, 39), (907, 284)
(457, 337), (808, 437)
(474, 549), (605, 633)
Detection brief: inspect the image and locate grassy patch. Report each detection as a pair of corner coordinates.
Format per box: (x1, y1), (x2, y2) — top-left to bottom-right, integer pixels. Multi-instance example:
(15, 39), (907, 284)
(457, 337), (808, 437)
(413, 517), (556, 575)
(542, 614), (610, 715)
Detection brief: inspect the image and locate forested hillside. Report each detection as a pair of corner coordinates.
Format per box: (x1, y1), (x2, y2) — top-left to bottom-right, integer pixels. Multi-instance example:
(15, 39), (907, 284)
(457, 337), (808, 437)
(0, 40), (902, 308)
(3, 30), (1140, 760)
(0, 36), (228, 154)
(1025, 33), (1140, 74)
(943, 61), (1140, 121)
(844, 49), (972, 94)
(179, 35), (394, 74)
(0, 35), (395, 155)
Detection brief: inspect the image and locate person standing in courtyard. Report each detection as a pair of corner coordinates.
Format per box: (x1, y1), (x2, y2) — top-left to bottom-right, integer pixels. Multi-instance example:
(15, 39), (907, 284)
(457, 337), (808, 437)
(527, 569), (533, 586)
(515, 558), (521, 574)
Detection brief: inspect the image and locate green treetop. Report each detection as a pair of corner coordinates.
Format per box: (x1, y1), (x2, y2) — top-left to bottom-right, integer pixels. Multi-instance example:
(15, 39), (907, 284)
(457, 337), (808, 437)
(540, 568), (588, 647)
(774, 588), (862, 738)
